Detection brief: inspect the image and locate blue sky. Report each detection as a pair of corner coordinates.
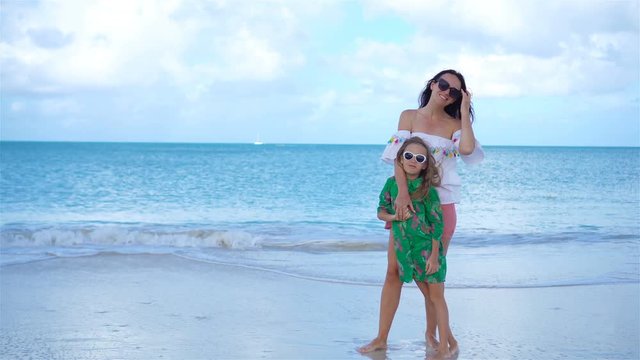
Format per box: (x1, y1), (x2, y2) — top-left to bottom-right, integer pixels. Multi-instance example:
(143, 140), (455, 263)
(1, 0), (639, 146)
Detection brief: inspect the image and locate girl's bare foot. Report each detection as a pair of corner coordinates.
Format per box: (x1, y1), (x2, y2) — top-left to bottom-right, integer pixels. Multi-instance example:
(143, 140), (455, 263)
(357, 338), (387, 353)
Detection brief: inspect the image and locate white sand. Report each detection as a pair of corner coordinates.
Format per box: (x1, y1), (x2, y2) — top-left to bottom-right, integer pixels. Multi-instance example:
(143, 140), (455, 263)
(1, 254), (638, 359)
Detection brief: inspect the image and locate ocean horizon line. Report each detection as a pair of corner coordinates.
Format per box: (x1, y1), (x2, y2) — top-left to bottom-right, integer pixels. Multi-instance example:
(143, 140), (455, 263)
(1, 140), (639, 149)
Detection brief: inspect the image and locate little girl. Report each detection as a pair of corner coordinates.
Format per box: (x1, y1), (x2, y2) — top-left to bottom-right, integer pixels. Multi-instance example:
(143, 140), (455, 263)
(361, 137), (456, 356)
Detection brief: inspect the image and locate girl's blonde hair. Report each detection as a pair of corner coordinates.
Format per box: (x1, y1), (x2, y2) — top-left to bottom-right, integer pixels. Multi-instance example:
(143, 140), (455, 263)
(395, 137), (440, 199)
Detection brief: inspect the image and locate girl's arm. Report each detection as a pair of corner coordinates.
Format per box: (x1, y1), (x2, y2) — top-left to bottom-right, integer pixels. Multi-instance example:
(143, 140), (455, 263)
(424, 188), (444, 240)
(378, 178), (400, 222)
(426, 239), (440, 275)
(425, 188), (444, 275)
(377, 209), (398, 222)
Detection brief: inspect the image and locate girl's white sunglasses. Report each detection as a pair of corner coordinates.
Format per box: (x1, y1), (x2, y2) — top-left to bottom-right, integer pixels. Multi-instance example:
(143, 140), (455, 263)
(403, 151), (427, 164)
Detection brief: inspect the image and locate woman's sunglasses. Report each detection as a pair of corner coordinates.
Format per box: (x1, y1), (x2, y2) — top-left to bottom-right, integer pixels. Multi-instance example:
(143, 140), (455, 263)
(436, 78), (462, 100)
(403, 151), (427, 164)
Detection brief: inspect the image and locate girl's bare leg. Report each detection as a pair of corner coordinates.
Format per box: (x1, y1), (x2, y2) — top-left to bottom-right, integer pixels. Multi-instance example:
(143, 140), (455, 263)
(425, 234), (453, 348)
(427, 282), (458, 357)
(358, 232), (403, 353)
(426, 204), (456, 345)
(416, 281), (439, 349)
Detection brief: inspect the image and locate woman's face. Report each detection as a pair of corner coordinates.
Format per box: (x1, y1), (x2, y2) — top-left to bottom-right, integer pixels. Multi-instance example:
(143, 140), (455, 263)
(400, 143), (429, 179)
(430, 72), (462, 105)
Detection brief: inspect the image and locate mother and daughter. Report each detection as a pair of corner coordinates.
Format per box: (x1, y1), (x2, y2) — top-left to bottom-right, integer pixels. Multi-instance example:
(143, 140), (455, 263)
(359, 69), (484, 358)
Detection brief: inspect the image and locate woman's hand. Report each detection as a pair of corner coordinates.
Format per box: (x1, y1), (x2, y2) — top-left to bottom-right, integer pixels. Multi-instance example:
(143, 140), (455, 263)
(426, 256), (440, 275)
(461, 88), (472, 113)
(394, 190), (414, 218)
(393, 207), (412, 221)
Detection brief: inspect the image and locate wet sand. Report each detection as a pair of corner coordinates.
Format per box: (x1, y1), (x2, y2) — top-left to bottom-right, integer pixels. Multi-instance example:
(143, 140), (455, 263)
(1, 254), (638, 359)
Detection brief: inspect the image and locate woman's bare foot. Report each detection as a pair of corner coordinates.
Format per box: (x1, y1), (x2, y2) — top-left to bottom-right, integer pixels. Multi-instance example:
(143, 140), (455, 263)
(448, 337), (459, 355)
(435, 343), (451, 359)
(426, 333), (440, 349)
(357, 338), (387, 353)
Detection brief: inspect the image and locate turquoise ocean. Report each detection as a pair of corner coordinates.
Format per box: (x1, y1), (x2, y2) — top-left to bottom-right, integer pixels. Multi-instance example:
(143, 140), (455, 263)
(1, 142), (639, 288)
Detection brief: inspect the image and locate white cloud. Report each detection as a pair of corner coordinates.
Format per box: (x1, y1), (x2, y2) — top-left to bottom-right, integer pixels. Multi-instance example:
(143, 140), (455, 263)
(1, 0), (188, 91)
(324, 0), (639, 100)
(337, 0), (639, 99)
(1, 0), (637, 145)
(0, 0), (328, 95)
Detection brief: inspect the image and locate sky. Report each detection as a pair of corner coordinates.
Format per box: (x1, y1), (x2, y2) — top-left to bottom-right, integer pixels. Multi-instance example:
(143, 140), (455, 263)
(1, 0), (639, 146)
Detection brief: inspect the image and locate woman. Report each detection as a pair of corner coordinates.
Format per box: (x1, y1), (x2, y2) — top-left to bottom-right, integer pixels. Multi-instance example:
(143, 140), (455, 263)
(359, 69), (484, 356)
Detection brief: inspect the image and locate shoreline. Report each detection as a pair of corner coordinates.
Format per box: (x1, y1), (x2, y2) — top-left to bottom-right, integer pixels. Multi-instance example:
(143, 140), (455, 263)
(1, 254), (638, 359)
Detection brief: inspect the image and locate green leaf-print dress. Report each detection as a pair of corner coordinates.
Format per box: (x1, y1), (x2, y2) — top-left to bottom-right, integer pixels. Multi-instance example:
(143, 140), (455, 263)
(378, 177), (446, 283)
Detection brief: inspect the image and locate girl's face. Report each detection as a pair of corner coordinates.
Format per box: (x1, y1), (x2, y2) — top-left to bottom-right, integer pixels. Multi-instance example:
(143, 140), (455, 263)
(430, 72), (462, 105)
(400, 143), (429, 179)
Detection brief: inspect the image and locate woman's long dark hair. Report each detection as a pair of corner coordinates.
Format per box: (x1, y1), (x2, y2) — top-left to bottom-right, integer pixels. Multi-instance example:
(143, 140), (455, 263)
(418, 69), (474, 122)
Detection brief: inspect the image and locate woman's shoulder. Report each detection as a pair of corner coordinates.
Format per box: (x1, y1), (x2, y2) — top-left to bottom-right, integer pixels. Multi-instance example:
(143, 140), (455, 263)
(400, 108), (418, 117)
(398, 109), (418, 130)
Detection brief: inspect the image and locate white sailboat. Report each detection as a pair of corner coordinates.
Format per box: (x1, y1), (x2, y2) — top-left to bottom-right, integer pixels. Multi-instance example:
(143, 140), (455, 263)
(253, 133), (263, 145)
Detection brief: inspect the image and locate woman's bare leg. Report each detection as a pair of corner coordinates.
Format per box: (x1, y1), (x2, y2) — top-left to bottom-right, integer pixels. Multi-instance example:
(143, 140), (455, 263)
(440, 204), (457, 257)
(358, 232), (403, 353)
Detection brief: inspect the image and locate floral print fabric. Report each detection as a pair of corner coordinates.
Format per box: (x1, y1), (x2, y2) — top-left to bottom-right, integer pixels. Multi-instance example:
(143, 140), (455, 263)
(378, 177), (446, 283)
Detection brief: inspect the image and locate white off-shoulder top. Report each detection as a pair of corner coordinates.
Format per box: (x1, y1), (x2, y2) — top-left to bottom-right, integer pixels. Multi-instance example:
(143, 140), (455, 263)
(381, 129), (484, 204)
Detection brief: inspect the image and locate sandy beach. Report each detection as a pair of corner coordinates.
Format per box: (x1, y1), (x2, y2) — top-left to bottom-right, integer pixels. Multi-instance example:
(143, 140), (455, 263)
(1, 254), (638, 360)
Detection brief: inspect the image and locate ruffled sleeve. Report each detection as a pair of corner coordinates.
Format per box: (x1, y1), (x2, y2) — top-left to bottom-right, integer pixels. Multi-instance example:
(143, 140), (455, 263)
(452, 130), (484, 165)
(381, 130), (410, 165)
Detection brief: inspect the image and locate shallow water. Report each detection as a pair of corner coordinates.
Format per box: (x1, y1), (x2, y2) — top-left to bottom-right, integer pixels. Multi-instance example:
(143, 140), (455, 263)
(1, 142), (639, 288)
